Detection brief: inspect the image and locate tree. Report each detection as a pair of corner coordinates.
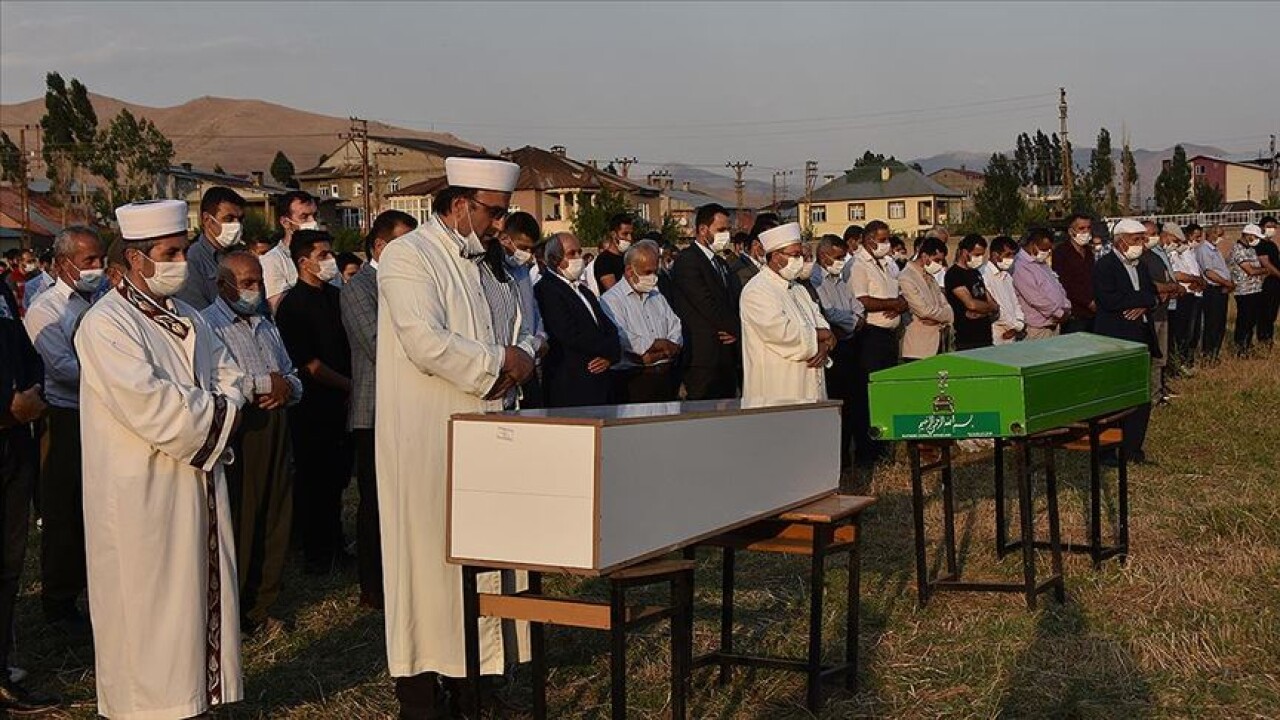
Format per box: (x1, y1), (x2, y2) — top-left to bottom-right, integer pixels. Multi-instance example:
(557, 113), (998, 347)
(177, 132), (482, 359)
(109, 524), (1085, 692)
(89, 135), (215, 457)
(270, 150), (297, 187)
(1013, 133), (1035, 185)
(1083, 127), (1117, 215)
(1154, 145), (1192, 213)
(972, 153), (1026, 234)
(241, 209), (272, 242)
(39, 72), (98, 210)
(852, 150), (896, 168)
(1120, 142), (1138, 214)
(0, 131), (22, 184)
(89, 108), (174, 211)
(570, 189), (635, 248)
(1192, 180), (1224, 213)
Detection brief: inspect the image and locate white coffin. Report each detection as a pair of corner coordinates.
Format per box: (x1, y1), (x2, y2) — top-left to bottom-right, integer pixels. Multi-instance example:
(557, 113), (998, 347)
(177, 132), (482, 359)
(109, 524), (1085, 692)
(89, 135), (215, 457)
(448, 399), (841, 574)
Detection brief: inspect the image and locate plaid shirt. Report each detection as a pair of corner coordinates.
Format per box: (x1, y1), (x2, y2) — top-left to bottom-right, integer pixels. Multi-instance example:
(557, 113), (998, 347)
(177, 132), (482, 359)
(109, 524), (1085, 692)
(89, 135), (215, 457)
(200, 297), (302, 405)
(340, 261), (379, 430)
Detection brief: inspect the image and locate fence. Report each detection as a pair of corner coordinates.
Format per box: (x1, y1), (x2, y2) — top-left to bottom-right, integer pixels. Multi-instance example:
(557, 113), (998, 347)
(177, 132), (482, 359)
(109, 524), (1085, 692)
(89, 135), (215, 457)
(1101, 209), (1273, 228)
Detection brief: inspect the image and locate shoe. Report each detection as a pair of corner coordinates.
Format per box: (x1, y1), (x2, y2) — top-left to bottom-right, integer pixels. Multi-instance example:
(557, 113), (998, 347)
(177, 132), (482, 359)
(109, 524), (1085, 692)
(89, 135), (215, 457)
(0, 680), (60, 714)
(244, 616), (288, 642)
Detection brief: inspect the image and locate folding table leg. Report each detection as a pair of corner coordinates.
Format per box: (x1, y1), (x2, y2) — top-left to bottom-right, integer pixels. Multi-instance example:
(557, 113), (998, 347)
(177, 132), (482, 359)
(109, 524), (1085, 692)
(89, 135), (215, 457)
(1043, 447), (1066, 603)
(529, 571), (547, 720)
(806, 525), (832, 713)
(671, 571), (691, 720)
(1015, 441), (1038, 610)
(845, 520), (861, 692)
(610, 582), (627, 720)
(1089, 425), (1103, 569)
(994, 438), (1008, 557)
(1118, 443), (1130, 563)
(909, 442), (930, 608)
(941, 444), (958, 577)
(461, 567), (483, 720)
(719, 547), (735, 686)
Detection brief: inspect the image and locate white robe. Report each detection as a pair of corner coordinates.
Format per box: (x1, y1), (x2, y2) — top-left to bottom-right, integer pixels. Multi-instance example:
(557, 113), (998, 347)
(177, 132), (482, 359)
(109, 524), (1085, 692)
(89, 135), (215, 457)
(740, 268), (831, 402)
(376, 215), (532, 678)
(76, 286), (247, 720)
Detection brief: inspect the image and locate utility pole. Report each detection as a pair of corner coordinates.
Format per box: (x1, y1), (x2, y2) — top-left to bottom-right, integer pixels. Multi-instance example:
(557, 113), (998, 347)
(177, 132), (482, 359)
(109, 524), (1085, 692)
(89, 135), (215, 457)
(341, 117), (371, 232)
(726, 160), (751, 229)
(1059, 88), (1073, 207)
(1120, 124), (1132, 214)
(771, 169), (793, 209)
(612, 156), (637, 179)
(1270, 134), (1277, 199)
(17, 126), (33, 248)
(803, 160), (818, 232)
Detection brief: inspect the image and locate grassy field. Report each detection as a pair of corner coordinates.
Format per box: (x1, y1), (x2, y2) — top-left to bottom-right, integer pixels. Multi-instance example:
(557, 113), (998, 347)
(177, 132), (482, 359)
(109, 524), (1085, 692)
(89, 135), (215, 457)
(17, 350), (1280, 719)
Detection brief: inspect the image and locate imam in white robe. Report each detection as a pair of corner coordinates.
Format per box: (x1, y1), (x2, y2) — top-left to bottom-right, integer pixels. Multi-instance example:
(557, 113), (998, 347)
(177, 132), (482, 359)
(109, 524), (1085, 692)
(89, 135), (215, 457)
(76, 283), (247, 720)
(740, 267), (831, 402)
(376, 215), (533, 679)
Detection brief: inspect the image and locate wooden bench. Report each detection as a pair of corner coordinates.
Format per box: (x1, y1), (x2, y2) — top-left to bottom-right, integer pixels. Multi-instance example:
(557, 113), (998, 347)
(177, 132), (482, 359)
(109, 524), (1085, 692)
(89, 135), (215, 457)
(684, 493), (876, 713)
(461, 558), (695, 720)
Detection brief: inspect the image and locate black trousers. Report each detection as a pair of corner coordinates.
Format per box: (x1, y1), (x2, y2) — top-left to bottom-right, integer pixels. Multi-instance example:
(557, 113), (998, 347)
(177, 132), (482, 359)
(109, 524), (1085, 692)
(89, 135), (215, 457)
(682, 363), (737, 401)
(1061, 317), (1094, 335)
(1258, 279), (1280, 344)
(856, 325), (899, 463)
(39, 406), (86, 620)
(613, 366), (677, 404)
(352, 428), (383, 606)
(1170, 294), (1200, 366)
(1, 424), (37, 670)
(1233, 292), (1263, 353)
(825, 338), (866, 472)
(1200, 287), (1229, 360)
(228, 405), (293, 626)
(289, 403), (353, 568)
(1122, 402), (1152, 458)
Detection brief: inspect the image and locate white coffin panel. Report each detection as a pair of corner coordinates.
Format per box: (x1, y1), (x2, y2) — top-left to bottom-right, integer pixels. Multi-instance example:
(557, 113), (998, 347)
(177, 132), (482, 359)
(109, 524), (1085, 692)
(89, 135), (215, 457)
(597, 409), (838, 569)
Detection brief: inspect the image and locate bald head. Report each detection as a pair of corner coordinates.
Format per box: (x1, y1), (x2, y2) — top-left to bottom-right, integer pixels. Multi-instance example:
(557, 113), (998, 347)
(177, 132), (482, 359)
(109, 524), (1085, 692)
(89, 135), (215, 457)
(217, 251), (264, 313)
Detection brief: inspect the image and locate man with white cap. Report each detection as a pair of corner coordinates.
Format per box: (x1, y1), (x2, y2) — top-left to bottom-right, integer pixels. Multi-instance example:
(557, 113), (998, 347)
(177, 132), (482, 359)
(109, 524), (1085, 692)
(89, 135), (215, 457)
(1229, 223), (1269, 353)
(740, 222), (834, 401)
(376, 156), (536, 717)
(75, 199), (248, 719)
(1092, 218), (1158, 465)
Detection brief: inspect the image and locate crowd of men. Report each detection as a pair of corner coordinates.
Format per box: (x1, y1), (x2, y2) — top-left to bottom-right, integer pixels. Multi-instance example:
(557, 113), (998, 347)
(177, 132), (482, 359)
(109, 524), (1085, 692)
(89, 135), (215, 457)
(0, 150), (1276, 717)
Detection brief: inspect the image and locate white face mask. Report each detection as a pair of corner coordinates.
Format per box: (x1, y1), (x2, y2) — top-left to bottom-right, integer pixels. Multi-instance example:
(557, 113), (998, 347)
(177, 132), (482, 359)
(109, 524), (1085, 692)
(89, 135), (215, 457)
(826, 257), (848, 276)
(294, 219), (320, 233)
(23, 262), (38, 274)
(1145, 235), (1160, 249)
(314, 256), (339, 282)
(73, 266), (105, 293)
(967, 254), (986, 270)
(506, 248), (533, 268)
(778, 255), (805, 281)
(800, 260), (816, 278)
(1073, 232), (1092, 247)
(1034, 250), (1050, 264)
(710, 231), (732, 253)
(996, 257), (1015, 272)
(139, 254), (189, 297)
(924, 260), (945, 276)
(1265, 228), (1276, 239)
(1247, 238), (1261, 248)
(210, 218), (244, 248)
(617, 239), (632, 253)
(1123, 243), (1144, 261)
(561, 257), (586, 282)
(893, 251), (908, 262)
(871, 241), (891, 259)
(630, 272), (658, 294)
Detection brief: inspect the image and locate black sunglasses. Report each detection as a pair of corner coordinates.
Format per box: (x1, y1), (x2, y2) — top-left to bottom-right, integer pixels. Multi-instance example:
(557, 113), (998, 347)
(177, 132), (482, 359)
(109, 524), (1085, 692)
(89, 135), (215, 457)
(470, 197), (508, 221)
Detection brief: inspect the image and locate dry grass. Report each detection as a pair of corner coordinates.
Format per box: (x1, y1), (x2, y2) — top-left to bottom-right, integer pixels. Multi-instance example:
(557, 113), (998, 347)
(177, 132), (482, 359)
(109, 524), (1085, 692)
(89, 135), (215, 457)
(17, 350), (1280, 719)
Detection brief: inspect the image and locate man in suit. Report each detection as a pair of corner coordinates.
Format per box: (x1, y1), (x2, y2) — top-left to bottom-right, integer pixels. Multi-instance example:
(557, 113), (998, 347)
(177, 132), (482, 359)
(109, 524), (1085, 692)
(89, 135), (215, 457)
(898, 236), (955, 360)
(1093, 219), (1159, 465)
(340, 210), (417, 609)
(670, 203), (741, 400)
(535, 232), (622, 408)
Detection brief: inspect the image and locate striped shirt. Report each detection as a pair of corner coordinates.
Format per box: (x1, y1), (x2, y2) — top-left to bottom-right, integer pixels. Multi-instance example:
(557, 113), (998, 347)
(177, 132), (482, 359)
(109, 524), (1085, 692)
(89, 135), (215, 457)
(599, 278), (683, 368)
(476, 259), (522, 408)
(200, 297), (303, 404)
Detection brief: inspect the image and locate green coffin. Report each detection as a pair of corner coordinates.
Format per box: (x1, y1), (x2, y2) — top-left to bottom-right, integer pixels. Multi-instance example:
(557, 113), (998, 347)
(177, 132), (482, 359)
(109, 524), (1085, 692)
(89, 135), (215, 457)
(868, 333), (1150, 440)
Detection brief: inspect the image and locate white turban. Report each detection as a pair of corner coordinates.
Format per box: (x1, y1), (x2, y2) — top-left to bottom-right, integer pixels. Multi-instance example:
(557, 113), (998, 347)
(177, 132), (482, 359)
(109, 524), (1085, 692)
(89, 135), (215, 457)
(445, 157), (521, 193)
(759, 222), (802, 253)
(115, 199), (188, 240)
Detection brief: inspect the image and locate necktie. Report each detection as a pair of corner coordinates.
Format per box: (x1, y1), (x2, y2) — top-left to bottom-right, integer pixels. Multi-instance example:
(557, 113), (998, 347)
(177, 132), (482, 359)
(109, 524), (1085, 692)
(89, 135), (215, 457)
(713, 256), (729, 287)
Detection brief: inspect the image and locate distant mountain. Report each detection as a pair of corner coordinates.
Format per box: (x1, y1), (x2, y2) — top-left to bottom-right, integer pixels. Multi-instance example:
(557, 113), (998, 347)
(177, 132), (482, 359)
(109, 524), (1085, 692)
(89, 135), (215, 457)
(644, 163), (773, 208)
(0, 93), (478, 176)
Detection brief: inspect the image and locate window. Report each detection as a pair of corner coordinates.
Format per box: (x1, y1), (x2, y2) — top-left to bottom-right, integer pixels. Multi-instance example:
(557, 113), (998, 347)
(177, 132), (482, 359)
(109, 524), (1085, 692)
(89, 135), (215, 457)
(810, 204), (827, 223)
(889, 201), (906, 220)
(1196, 164), (1206, 176)
(318, 185), (332, 198)
(637, 203), (651, 221)
(917, 201), (932, 224)
(388, 176), (401, 193)
(936, 200), (949, 223)
(330, 184), (339, 197)
(847, 203), (865, 221)
(340, 207), (364, 229)
(353, 182), (363, 197)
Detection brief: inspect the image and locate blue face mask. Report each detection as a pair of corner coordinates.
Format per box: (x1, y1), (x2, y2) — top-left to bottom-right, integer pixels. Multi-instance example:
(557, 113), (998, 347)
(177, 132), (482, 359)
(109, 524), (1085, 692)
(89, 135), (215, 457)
(229, 288), (262, 316)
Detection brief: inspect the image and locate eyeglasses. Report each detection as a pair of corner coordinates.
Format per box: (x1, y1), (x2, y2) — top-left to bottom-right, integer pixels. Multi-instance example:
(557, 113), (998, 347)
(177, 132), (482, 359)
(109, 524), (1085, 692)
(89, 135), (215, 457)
(469, 197), (508, 221)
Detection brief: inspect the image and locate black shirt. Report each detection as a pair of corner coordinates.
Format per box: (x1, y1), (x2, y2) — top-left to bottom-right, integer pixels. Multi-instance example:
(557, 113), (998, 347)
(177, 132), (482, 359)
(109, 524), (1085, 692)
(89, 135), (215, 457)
(1, 281), (43, 423)
(276, 279), (351, 410)
(593, 250), (625, 290)
(1257, 239), (1279, 290)
(945, 265), (993, 350)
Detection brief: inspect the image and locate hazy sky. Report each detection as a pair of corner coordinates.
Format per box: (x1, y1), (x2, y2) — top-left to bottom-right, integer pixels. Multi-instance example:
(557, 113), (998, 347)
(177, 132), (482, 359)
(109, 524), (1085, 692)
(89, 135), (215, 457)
(2, 1), (1277, 182)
